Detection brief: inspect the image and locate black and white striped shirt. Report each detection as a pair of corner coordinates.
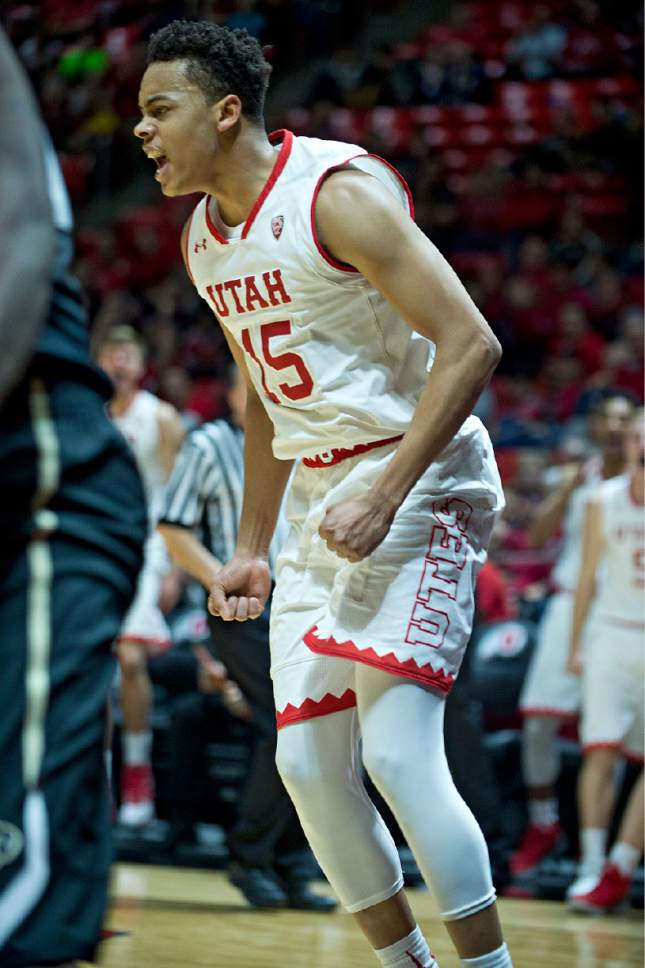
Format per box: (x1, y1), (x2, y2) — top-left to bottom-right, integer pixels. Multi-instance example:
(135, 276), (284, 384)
(157, 420), (287, 576)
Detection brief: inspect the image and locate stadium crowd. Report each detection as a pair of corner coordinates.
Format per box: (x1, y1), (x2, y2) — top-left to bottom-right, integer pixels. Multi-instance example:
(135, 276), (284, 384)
(4, 0), (643, 906)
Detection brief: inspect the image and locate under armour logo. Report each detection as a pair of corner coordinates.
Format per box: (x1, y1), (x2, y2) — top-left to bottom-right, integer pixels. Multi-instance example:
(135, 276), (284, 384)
(271, 215), (284, 240)
(194, 238), (208, 252)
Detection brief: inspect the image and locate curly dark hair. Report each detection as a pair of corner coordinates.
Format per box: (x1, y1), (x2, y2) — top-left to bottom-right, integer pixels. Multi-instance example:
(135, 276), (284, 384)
(147, 20), (272, 122)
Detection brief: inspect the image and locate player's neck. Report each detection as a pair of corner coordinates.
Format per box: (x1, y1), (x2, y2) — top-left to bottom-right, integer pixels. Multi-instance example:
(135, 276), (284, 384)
(207, 126), (278, 227)
(110, 388), (139, 416)
(601, 454), (624, 479)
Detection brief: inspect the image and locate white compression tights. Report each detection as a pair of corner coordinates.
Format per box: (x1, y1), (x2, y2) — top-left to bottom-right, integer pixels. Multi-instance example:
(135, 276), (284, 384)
(276, 664), (495, 919)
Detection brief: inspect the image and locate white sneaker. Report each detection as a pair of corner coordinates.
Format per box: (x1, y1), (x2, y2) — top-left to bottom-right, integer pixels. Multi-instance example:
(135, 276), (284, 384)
(118, 798), (155, 827)
(566, 860), (603, 904)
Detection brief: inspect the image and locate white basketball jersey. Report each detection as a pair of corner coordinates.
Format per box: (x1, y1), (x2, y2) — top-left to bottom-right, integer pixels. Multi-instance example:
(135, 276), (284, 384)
(551, 460), (603, 593)
(594, 474), (644, 626)
(185, 131), (502, 504)
(113, 390), (166, 520)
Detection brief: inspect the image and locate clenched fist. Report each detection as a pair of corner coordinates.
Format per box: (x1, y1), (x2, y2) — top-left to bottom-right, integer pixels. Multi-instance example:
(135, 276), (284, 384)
(208, 555), (271, 621)
(319, 492), (396, 562)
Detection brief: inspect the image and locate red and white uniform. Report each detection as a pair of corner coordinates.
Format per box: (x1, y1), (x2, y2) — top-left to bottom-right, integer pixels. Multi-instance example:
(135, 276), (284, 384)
(113, 390), (171, 651)
(185, 131), (504, 726)
(581, 474), (644, 760)
(520, 461), (602, 719)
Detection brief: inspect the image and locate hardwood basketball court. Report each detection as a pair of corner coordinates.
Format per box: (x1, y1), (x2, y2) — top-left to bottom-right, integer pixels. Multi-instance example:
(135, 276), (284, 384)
(85, 864), (644, 967)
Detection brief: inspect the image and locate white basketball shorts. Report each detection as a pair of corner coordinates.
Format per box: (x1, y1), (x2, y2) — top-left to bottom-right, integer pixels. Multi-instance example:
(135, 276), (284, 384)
(270, 438), (501, 729)
(581, 617), (644, 762)
(118, 531), (171, 654)
(519, 591), (581, 719)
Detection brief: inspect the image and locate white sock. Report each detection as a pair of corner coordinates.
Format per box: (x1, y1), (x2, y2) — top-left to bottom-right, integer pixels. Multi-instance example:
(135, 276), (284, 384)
(461, 942), (513, 967)
(609, 841), (641, 877)
(122, 729), (152, 766)
(580, 827), (607, 869)
(375, 926), (437, 967)
(528, 797), (558, 827)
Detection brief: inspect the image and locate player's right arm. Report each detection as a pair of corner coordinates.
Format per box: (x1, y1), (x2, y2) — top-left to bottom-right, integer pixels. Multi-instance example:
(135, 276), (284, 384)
(0, 28), (55, 406)
(179, 221), (293, 621)
(527, 462), (585, 548)
(568, 496), (604, 674)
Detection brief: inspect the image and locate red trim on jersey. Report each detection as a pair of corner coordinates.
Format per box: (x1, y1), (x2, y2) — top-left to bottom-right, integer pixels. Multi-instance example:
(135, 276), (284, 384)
(310, 152), (415, 273)
(182, 210), (195, 283)
(519, 706), (579, 721)
(302, 434), (403, 468)
(242, 129), (294, 239)
(204, 199), (229, 245)
(276, 688), (357, 729)
(304, 626), (455, 693)
(203, 130), (294, 246)
(583, 741), (644, 765)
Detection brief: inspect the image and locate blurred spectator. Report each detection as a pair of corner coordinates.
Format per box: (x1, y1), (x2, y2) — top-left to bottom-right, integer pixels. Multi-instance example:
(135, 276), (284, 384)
(506, 5), (568, 80)
(308, 45), (365, 108)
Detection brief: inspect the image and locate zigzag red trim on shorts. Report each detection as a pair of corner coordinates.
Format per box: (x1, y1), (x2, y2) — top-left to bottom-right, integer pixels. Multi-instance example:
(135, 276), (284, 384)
(276, 687), (357, 729)
(304, 625), (455, 693)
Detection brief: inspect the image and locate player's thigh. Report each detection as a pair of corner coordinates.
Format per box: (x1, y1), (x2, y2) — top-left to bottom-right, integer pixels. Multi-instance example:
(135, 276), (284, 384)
(581, 623), (640, 749)
(519, 592), (580, 715)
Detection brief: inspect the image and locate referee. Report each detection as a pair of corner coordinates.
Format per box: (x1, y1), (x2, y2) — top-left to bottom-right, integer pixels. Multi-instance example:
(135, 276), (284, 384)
(157, 365), (336, 912)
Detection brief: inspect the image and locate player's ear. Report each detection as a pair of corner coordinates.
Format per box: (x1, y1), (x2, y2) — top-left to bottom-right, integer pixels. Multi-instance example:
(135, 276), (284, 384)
(214, 94), (242, 133)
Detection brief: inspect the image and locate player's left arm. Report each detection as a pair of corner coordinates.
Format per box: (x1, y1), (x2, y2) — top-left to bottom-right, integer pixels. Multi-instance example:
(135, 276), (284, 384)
(568, 496), (604, 675)
(315, 169), (501, 561)
(157, 402), (186, 477)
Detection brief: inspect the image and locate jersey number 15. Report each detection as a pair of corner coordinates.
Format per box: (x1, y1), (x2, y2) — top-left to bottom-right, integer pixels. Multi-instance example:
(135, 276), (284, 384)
(241, 320), (314, 404)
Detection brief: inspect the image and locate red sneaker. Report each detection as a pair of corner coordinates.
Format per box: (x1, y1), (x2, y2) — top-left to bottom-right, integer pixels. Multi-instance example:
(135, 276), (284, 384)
(509, 822), (563, 875)
(118, 763), (155, 827)
(569, 862), (632, 914)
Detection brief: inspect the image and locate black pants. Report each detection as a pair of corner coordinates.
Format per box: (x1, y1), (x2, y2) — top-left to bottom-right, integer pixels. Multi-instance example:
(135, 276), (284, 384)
(0, 377), (145, 967)
(171, 606), (307, 870)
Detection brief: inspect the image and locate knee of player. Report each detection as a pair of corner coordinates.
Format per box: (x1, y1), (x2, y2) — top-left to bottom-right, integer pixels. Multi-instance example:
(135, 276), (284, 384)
(118, 640), (146, 677)
(275, 727), (331, 795)
(361, 739), (408, 797)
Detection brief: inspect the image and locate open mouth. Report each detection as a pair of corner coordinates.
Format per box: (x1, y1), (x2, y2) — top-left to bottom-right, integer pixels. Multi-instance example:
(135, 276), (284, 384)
(153, 154), (170, 181)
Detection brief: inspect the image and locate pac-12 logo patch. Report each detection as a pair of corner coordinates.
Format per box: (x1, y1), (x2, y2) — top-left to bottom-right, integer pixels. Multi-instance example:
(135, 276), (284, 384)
(271, 215), (284, 240)
(0, 820), (24, 868)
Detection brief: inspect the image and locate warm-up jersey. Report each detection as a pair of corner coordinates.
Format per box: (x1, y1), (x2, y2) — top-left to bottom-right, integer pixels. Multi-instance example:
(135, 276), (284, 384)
(593, 473), (645, 627)
(551, 459), (602, 593)
(113, 390), (166, 521)
(185, 131), (501, 504)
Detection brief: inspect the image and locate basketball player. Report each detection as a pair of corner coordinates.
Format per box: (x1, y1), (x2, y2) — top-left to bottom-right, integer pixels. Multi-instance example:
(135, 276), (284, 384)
(511, 393), (634, 876)
(0, 28), (145, 967)
(97, 327), (184, 826)
(135, 22), (511, 967)
(566, 409), (644, 912)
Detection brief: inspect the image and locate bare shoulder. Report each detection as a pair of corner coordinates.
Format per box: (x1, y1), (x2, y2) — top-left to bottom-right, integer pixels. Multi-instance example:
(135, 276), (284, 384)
(316, 168), (406, 235)
(315, 168), (416, 267)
